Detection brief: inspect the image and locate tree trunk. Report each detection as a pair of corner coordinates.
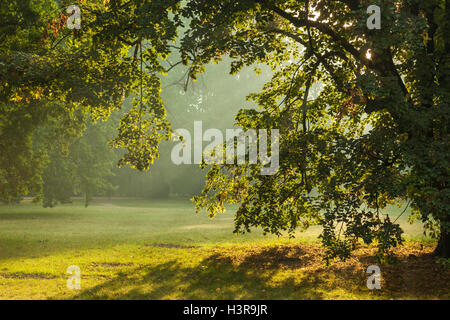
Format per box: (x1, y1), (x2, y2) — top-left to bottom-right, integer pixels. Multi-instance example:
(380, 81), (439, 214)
(433, 227), (450, 258)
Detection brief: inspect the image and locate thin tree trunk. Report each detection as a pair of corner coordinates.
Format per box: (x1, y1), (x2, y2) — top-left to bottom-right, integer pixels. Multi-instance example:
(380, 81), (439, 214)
(433, 225), (450, 258)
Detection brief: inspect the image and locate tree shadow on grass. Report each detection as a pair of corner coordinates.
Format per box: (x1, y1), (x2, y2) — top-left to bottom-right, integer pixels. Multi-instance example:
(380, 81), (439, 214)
(69, 244), (450, 300)
(0, 212), (79, 221)
(70, 257), (323, 299)
(61, 245), (414, 299)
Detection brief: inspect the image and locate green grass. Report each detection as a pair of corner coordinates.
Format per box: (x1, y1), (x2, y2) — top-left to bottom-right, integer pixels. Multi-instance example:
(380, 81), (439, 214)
(0, 198), (446, 300)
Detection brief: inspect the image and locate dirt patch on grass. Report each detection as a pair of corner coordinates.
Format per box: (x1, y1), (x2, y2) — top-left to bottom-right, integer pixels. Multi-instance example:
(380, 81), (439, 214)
(147, 243), (198, 249)
(179, 224), (229, 230)
(91, 262), (134, 268)
(0, 272), (57, 279)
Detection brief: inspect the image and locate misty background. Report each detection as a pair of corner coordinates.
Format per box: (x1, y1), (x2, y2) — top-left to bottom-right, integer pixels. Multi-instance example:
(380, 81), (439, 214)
(26, 60), (272, 207)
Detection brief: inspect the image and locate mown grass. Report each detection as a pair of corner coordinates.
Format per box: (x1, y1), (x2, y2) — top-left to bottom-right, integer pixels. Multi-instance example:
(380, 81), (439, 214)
(0, 198), (447, 300)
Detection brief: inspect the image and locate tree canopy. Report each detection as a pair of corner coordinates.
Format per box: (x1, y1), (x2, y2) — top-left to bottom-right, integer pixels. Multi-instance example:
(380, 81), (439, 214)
(1, 0), (449, 261)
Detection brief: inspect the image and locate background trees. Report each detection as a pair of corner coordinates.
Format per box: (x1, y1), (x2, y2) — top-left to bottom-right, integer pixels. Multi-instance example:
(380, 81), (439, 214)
(0, 0), (270, 202)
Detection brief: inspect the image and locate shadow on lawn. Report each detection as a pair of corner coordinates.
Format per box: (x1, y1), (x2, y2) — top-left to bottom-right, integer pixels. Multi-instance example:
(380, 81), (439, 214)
(68, 244), (449, 300)
(0, 212), (79, 221)
(70, 257), (326, 299)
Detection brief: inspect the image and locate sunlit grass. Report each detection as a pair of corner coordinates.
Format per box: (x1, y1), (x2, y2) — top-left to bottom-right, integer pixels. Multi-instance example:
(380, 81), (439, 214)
(0, 199), (445, 300)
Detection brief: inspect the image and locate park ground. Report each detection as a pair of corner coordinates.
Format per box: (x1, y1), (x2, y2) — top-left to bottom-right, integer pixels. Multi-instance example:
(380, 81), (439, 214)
(0, 198), (448, 300)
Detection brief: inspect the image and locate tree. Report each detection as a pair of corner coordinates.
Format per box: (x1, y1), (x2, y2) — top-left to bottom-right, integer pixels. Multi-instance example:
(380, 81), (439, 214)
(40, 117), (117, 207)
(184, 0), (450, 261)
(1, 0), (448, 261)
(1, 0), (172, 200)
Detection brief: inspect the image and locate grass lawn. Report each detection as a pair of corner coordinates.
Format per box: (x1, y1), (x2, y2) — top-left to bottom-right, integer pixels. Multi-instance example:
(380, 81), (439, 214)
(0, 198), (448, 300)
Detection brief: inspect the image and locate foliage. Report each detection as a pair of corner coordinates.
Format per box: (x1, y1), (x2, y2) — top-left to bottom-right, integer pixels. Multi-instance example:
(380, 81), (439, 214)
(1, 0), (449, 261)
(181, 0), (450, 261)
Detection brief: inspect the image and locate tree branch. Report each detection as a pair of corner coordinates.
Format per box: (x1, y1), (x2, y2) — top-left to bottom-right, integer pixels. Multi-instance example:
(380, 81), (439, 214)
(256, 0), (370, 67)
